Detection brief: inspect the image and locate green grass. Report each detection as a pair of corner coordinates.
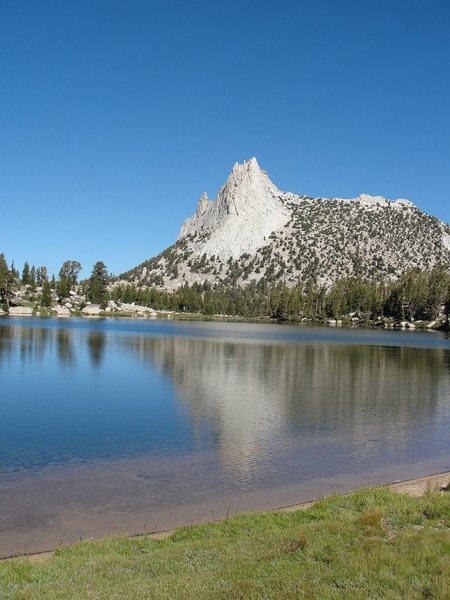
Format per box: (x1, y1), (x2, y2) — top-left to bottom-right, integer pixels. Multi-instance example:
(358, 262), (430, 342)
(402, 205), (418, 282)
(1, 488), (449, 599)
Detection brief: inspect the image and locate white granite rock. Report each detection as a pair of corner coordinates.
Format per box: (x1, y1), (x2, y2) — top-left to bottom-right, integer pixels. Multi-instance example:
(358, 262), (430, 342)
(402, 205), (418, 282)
(52, 305), (70, 317)
(9, 306), (33, 316)
(54, 306), (71, 317)
(178, 157), (290, 258)
(117, 302), (157, 317)
(82, 305), (102, 316)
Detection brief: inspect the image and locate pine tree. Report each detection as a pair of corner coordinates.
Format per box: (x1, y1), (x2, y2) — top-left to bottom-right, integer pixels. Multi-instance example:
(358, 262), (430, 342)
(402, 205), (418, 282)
(41, 280), (52, 308)
(0, 253), (15, 307)
(22, 262), (31, 285)
(87, 261), (109, 308)
(57, 260), (82, 299)
(36, 266), (48, 286)
(10, 261), (19, 281)
(444, 282), (450, 325)
(29, 265), (36, 290)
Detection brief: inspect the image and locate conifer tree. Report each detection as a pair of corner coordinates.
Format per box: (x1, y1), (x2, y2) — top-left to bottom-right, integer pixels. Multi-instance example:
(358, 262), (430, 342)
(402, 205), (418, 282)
(29, 265), (36, 290)
(57, 260), (82, 299)
(10, 261), (19, 281)
(41, 280), (52, 308)
(21, 262), (31, 285)
(87, 261), (109, 307)
(36, 266), (48, 286)
(0, 253), (15, 307)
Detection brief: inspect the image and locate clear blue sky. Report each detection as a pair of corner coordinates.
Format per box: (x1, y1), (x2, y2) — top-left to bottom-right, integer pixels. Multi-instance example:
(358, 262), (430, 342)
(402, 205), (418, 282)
(1, 0), (449, 279)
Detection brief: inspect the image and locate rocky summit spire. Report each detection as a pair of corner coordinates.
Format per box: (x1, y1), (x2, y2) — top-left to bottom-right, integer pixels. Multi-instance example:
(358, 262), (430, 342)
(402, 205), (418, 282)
(217, 157), (281, 216)
(178, 158), (290, 257)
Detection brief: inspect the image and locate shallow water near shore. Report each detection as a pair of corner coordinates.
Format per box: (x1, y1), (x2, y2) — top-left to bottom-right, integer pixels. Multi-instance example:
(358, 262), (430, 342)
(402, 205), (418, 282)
(1, 318), (449, 557)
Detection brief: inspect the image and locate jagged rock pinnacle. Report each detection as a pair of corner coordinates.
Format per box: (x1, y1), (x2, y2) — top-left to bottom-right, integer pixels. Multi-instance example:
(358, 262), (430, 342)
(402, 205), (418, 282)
(178, 158), (290, 258)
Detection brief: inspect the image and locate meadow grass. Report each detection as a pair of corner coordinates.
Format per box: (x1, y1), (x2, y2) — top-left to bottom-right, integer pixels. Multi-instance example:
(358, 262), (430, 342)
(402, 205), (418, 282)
(0, 487), (449, 599)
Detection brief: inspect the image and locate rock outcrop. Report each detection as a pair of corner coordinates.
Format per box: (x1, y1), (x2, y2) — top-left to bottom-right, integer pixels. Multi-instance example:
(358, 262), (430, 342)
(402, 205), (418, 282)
(8, 306), (33, 316)
(53, 306), (71, 317)
(178, 158), (290, 258)
(81, 305), (102, 316)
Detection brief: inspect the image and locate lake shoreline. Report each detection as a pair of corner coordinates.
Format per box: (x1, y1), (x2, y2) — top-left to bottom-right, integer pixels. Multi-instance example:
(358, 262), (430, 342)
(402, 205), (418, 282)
(1, 310), (449, 332)
(2, 470), (448, 563)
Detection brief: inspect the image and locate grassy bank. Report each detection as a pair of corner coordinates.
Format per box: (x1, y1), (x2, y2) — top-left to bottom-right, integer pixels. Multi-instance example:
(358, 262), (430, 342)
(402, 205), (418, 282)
(1, 487), (449, 599)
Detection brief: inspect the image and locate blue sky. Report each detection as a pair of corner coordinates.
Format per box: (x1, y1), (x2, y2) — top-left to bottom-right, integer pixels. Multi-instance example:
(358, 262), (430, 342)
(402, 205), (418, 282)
(1, 0), (449, 279)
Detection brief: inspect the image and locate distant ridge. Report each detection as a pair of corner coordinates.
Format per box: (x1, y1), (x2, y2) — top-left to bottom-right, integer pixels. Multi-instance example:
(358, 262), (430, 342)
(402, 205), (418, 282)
(121, 158), (450, 290)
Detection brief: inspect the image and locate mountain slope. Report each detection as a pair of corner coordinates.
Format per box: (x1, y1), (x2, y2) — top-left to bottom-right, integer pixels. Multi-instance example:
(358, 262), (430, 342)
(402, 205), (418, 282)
(121, 158), (450, 290)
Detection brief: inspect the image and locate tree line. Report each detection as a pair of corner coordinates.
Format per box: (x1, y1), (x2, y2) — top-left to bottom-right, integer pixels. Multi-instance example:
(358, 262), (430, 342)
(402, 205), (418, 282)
(0, 254), (109, 308)
(1, 252), (449, 323)
(111, 266), (450, 323)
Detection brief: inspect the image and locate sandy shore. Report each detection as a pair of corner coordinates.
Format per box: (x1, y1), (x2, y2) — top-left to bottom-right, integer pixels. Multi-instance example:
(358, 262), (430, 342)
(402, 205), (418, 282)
(388, 472), (449, 496)
(279, 471), (450, 512)
(4, 470), (448, 563)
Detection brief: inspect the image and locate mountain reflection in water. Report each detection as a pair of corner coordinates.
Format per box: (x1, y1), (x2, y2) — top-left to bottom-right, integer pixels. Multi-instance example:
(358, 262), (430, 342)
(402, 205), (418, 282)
(124, 334), (450, 480)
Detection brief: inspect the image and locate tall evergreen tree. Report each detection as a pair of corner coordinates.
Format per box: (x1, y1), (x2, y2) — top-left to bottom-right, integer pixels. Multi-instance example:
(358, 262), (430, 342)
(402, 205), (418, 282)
(29, 265), (36, 290)
(0, 253), (15, 307)
(41, 280), (52, 308)
(57, 260), (82, 299)
(36, 266), (48, 286)
(10, 261), (19, 281)
(444, 282), (450, 325)
(87, 261), (109, 307)
(21, 262), (31, 285)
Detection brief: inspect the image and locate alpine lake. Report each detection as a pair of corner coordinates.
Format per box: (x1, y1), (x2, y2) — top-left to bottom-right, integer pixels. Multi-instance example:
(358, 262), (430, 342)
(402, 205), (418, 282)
(1, 317), (449, 557)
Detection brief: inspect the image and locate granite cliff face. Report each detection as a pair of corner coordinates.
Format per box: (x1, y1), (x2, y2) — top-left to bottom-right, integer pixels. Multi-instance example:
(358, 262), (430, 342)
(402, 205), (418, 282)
(122, 158), (450, 290)
(178, 157), (290, 258)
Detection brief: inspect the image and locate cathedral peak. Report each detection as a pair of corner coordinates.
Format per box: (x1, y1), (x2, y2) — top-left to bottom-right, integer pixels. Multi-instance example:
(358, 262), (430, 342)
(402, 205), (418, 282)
(178, 159), (290, 256)
(123, 159), (450, 291)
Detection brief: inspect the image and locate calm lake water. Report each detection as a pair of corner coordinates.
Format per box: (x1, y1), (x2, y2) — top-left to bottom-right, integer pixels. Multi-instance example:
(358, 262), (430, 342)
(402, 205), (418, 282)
(1, 317), (449, 556)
